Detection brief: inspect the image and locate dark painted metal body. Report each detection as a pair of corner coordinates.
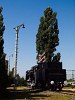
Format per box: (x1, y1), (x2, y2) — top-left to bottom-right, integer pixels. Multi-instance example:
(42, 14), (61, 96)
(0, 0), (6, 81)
(26, 62), (66, 90)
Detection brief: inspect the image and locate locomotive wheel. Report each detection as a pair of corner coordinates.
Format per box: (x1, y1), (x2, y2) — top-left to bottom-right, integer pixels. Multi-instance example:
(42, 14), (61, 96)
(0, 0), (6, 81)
(58, 83), (62, 91)
(51, 85), (57, 91)
(58, 86), (62, 91)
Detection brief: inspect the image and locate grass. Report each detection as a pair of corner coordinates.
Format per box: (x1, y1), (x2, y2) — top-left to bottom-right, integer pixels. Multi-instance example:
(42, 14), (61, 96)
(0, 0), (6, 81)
(30, 89), (75, 100)
(1, 86), (75, 100)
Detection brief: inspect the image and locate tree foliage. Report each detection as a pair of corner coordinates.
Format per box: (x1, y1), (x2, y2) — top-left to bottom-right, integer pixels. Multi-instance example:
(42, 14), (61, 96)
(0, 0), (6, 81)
(36, 7), (60, 63)
(0, 6), (8, 92)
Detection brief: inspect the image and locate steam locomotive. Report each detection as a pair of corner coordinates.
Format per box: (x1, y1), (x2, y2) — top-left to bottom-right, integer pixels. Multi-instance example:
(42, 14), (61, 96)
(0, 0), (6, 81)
(26, 62), (66, 91)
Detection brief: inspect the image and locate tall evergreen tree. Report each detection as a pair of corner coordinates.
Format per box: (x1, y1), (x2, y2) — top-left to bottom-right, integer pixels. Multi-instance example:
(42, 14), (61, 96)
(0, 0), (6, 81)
(36, 7), (60, 63)
(0, 6), (8, 92)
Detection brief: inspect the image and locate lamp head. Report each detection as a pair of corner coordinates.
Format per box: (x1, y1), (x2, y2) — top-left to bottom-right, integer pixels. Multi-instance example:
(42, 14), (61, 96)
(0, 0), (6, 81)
(22, 24), (25, 28)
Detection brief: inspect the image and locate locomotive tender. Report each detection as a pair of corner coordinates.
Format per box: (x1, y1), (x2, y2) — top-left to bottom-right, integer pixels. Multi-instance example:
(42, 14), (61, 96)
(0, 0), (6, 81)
(26, 62), (66, 91)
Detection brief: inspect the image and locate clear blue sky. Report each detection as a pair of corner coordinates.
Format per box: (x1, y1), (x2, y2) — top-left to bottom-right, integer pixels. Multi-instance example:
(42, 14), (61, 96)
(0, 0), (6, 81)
(0, 0), (75, 77)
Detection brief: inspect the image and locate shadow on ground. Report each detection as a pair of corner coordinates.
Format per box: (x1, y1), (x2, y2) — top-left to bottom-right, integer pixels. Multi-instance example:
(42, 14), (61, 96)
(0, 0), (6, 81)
(1, 87), (75, 99)
(0, 88), (49, 100)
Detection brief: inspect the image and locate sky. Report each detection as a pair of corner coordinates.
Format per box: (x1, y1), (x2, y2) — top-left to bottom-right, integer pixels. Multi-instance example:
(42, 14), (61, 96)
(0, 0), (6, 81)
(0, 0), (75, 77)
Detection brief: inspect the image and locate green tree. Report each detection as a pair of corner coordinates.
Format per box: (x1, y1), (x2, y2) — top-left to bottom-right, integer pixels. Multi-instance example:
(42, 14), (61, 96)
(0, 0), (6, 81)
(0, 6), (8, 92)
(36, 7), (60, 63)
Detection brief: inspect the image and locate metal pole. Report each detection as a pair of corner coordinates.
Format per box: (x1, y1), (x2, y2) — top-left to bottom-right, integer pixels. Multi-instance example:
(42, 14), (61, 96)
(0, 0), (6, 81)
(7, 54), (13, 76)
(14, 29), (18, 77)
(72, 70), (74, 81)
(8, 56), (10, 76)
(13, 24), (25, 78)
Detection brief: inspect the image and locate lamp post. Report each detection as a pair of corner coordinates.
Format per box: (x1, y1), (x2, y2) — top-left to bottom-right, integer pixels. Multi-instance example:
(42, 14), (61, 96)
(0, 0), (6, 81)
(7, 54), (13, 76)
(13, 24), (25, 78)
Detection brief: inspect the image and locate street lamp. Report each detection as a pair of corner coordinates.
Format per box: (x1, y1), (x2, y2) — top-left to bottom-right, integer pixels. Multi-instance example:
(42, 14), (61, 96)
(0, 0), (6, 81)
(13, 24), (25, 78)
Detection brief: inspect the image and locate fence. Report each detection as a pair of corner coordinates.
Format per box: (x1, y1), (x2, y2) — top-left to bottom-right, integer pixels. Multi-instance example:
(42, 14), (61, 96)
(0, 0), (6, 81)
(66, 70), (75, 80)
